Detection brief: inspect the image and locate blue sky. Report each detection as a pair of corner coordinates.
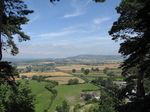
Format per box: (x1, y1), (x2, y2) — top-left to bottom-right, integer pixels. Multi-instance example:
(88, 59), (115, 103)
(4, 0), (121, 59)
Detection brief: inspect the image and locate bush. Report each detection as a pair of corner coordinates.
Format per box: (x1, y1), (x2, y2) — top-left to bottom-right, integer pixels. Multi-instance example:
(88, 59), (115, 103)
(68, 78), (79, 85)
(73, 104), (83, 111)
(21, 75), (27, 79)
(32, 75), (38, 80)
(56, 100), (70, 112)
(84, 69), (90, 75)
(72, 69), (76, 73)
(45, 83), (58, 94)
(84, 94), (92, 101)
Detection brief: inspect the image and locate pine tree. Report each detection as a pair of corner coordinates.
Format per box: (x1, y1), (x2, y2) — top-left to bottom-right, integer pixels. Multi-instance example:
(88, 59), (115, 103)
(0, 0), (33, 60)
(109, 0), (150, 98)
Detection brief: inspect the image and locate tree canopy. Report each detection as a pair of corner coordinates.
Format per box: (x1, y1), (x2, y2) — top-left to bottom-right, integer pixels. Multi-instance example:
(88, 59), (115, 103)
(0, 81), (35, 112)
(0, 0), (33, 60)
(109, 0), (150, 98)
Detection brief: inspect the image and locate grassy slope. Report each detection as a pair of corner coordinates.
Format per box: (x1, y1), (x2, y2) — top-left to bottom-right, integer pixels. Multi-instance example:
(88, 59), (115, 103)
(28, 80), (53, 112)
(49, 84), (100, 112)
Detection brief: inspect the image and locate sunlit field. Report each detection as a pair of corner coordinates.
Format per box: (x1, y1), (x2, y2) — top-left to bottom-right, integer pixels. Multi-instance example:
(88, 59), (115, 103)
(46, 77), (85, 84)
(56, 64), (120, 71)
(49, 84), (100, 112)
(19, 72), (72, 77)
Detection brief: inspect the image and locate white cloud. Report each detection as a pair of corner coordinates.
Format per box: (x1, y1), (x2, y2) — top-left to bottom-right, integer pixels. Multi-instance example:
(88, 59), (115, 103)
(28, 15), (40, 23)
(63, 0), (90, 18)
(62, 24), (101, 34)
(38, 31), (74, 38)
(93, 17), (111, 24)
(87, 36), (112, 41)
(63, 10), (83, 18)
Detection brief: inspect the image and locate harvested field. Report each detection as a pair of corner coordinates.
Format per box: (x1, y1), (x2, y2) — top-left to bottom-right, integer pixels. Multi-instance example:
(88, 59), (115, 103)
(41, 62), (55, 64)
(20, 72), (72, 77)
(46, 77), (85, 84)
(56, 65), (91, 71)
(17, 66), (27, 69)
(56, 64), (120, 71)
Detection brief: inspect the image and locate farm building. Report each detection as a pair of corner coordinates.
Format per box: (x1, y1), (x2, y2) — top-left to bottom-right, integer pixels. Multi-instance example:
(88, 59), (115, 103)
(81, 92), (100, 100)
(113, 81), (127, 86)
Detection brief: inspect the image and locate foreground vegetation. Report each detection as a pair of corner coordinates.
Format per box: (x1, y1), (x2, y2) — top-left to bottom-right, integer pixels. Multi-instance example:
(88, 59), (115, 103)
(1, 0), (150, 111)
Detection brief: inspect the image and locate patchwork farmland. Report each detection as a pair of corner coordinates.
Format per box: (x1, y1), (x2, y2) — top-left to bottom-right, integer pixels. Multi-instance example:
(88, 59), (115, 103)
(12, 57), (123, 112)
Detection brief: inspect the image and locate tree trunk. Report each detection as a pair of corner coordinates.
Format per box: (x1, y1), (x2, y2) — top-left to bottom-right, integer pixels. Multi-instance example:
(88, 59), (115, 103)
(0, 0), (4, 61)
(136, 57), (145, 98)
(136, 70), (145, 98)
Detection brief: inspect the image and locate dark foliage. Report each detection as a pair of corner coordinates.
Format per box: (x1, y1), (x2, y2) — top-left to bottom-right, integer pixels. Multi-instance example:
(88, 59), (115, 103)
(0, 0), (33, 60)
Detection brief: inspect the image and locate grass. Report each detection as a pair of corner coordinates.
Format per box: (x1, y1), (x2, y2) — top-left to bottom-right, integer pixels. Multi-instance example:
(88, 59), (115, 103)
(27, 80), (53, 112)
(22, 80), (100, 112)
(49, 83), (100, 112)
(85, 76), (99, 80)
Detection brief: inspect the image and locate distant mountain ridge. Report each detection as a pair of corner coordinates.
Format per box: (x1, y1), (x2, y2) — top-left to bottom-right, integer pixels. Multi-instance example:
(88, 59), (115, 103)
(66, 54), (124, 60)
(2, 54), (124, 62)
(2, 58), (40, 62)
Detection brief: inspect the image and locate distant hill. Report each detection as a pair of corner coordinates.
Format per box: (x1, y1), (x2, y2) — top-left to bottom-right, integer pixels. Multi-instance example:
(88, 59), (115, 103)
(66, 54), (124, 60)
(2, 54), (124, 62)
(2, 58), (40, 62)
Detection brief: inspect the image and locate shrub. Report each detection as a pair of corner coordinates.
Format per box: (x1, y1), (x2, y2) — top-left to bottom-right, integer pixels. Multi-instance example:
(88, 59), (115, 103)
(68, 78), (79, 85)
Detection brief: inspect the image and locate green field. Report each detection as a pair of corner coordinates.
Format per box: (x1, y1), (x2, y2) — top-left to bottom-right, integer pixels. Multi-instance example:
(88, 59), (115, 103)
(49, 84), (100, 112)
(26, 80), (100, 112)
(27, 80), (53, 112)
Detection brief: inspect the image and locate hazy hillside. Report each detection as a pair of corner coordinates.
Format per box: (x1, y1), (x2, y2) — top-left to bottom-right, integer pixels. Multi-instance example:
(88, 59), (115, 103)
(66, 54), (124, 60)
(2, 54), (124, 62)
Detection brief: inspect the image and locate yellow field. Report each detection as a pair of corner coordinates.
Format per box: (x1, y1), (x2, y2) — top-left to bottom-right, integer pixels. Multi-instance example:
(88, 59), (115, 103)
(17, 66), (27, 69)
(46, 77), (85, 84)
(41, 62), (55, 64)
(56, 64), (120, 71)
(20, 72), (72, 77)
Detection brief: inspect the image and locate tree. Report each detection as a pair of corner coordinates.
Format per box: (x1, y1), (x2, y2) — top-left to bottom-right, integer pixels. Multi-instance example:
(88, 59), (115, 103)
(91, 67), (94, 71)
(144, 79), (150, 94)
(0, 61), (19, 82)
(107, 71), (115, 77)
(95, 67), (100, 71)
(0, 81), (35, 112)
(91, 67), (100, 71)
(0, 0), (33, 61)
(56, 100), (70, 112)
(86, 105), (99, 112)
(99, 90), (116, 112)
(21, 75), (27, 79)
(73, 104), (83, 112)
(74, 78), (79, 84)
(103, 67), (109, 74)
(68, 79), (73, 85)
(109, 0), (150, 98)
(26, 66), (31, 72)
(37, 75), (45, 82)
(84, 69), (90, 75)
(84, 94), (92, 101)
(81, 68), (84, 72)
(32, 75), (38, 80)
(72, 69), (76, 73)
(68, 78), (79, 85)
